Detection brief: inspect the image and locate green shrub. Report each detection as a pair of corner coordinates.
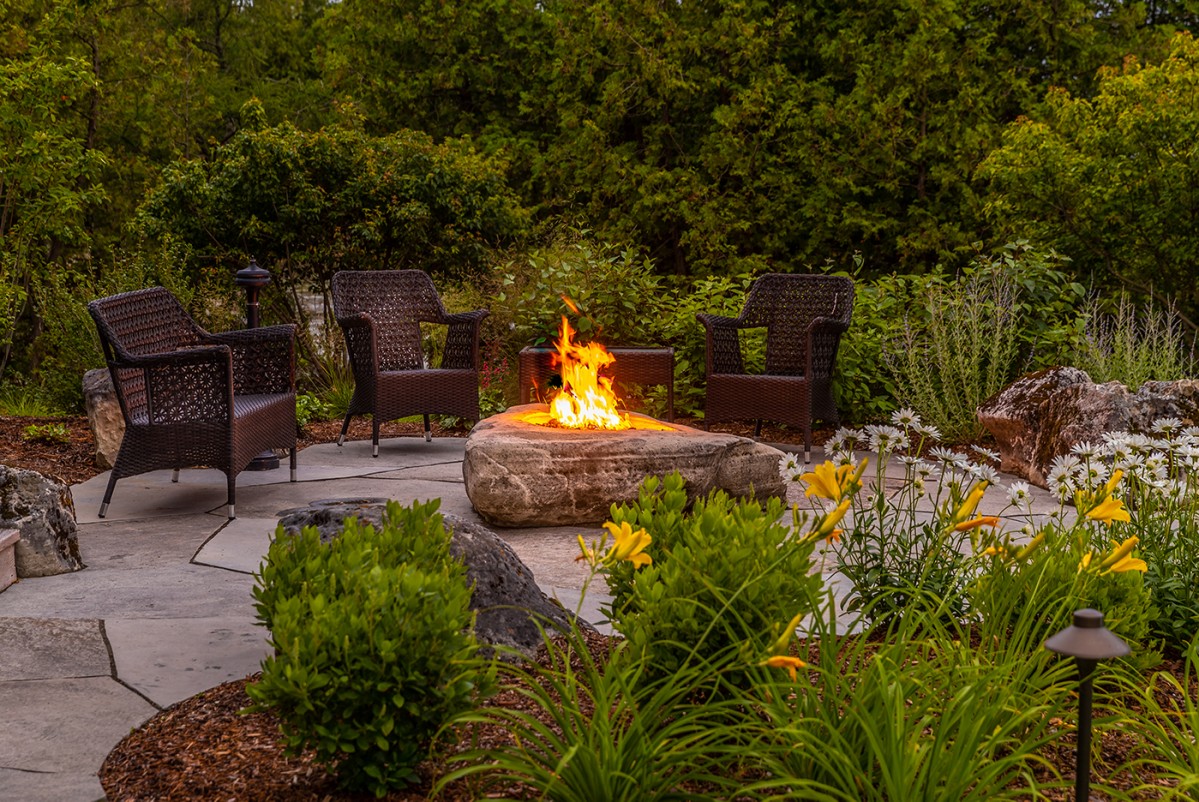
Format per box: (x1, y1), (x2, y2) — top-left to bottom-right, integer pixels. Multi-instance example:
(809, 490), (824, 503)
(603, 473), (823, 688)
(247, 500), (493, 795)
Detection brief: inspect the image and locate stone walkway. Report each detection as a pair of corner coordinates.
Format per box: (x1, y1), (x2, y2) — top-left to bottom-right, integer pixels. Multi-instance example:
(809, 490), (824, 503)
(0, 437), (1062, 801)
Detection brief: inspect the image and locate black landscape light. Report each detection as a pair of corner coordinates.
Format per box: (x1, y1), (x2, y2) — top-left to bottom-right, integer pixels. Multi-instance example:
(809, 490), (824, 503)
(235, 258), (280, 471)
(1044, 608), (1130, 802)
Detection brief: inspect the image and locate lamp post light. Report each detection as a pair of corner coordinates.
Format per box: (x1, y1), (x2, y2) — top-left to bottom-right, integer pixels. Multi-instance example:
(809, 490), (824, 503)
(235, 258), (280, 471)
(1044, 608), (1130, 802)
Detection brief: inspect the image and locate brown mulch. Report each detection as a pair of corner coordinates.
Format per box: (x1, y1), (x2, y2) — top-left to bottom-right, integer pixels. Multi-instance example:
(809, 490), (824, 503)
(2, 414), (1191, 799)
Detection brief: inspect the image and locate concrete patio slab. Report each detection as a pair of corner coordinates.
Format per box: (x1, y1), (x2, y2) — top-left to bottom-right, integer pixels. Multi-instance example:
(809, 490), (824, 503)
(105, 616), (269, 708)
(192, 517), (276, 574)
(0, 617), (110, 681)
(0, 768), (105, 802)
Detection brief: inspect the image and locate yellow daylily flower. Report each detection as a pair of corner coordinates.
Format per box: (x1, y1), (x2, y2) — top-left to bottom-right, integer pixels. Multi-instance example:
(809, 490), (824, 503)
(763, 654), (807, 682)
(948, 480), (990, 526)
(982, 544), (1009, 558)
(1086, 495), (1131, 525)
(807, 497), (852, 541)
(575, 534), (598, 565)
(954, 515), (1001, 532)
(1015, 530), (1047, 561)
(801, 461), (850, 501)
(1102, 469), (1124, 497)
(1103, 555), (1147, 574)
(1098, 535), (1140, 572)
(772, 611), (806, 655)
(1078, 552), (1094, 572)
(602, 521), (653, 568)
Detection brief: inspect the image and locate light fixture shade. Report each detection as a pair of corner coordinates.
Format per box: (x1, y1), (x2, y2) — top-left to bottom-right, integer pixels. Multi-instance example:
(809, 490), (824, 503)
(1044, 608), (1131, 661)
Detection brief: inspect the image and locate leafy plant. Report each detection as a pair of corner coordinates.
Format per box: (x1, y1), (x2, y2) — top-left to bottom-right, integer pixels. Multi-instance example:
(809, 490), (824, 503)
(1121, 639), (1199, 797)
(1074, 292), (1196, 390)
(0, 385), (62, 417)
(294, 392), (333, 429)
(21, 422), (70, 445)
(441, 622), (752, 802)
(603, 473), (824, 688)
(750, 590), (1075, 801)
(247, 500), (493, 796)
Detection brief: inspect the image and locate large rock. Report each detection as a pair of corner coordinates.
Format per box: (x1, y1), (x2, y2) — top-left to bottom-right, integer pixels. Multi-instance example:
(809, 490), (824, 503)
(464, 405), (787, 527)
(83, 368), (123, 470)
(0, 466), (84, 577)
(276, 499), (579, 657)
(978, 368), (1199, 487)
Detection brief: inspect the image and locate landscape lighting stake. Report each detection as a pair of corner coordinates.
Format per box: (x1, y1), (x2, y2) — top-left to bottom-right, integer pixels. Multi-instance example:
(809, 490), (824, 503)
(1044, 608), (1130, 802)
(235, 257), (280, 471)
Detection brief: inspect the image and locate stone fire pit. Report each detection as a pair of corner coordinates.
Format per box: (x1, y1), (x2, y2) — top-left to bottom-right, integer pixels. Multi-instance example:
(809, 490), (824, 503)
(463, 404), (787, 527)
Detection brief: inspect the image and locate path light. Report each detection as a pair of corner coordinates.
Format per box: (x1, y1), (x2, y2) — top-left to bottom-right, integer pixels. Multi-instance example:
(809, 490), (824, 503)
(235, 258), (280, 471)
(1044, 608), (1130, 802)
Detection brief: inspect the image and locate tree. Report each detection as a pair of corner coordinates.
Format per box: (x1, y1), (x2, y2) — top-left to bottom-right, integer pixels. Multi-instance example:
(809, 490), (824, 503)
(981, 31), (1199, 326)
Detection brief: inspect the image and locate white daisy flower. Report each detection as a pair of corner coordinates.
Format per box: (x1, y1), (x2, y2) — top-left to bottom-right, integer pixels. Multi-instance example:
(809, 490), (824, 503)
(968, 463), (1000, 484)
(1047, 454), (1081, 483)
(930, 446), (965, 467)
(778, 453), (803, 481)
(1007, 481), (1031, 507)
(914, 422), (942, 441)
(866, 424), (908, 453)
(891, 407), (920, 427)
(1070, 441), (1099, 458)
(1153, 417), (1183, 435)
(970, 444), (1001, 463)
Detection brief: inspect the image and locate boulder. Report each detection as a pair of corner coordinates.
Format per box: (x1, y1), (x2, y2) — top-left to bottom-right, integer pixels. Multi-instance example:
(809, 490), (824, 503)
(0, 466), (84, 577)
(978, 369), (1199, 488)
(276, 499), (579, 657)
(463, 405), (787, 527)
(83, 368), (124, 470)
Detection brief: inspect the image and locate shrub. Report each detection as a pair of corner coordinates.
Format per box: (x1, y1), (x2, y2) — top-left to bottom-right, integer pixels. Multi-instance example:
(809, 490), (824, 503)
(247, 500), (493, 795)
(1074, 292), (1196, 390)
(294, 392), (333, 429)
(602, 473), (823, 688)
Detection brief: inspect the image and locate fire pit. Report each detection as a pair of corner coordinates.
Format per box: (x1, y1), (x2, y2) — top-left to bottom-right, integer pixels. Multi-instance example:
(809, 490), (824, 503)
(463, 317), (786, 527)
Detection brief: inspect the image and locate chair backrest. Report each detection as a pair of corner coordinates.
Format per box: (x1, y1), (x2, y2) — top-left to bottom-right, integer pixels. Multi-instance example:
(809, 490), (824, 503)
(87, 287), (207, 421)
(741, 274), (854, 376)
(88, 287), (204, 359)
(331, 270), (448, 372)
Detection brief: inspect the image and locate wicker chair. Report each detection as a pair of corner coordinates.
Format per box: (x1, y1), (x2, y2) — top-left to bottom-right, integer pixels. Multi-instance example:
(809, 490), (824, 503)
(88, 287), (298, 519)
(331, 270), (489, 456)
(697, 274), (854, 461)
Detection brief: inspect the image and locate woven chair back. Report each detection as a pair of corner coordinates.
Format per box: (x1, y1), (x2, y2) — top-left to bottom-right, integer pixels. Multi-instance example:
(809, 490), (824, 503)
(741, 274), (854, 377)
(331, 270), (447, 372)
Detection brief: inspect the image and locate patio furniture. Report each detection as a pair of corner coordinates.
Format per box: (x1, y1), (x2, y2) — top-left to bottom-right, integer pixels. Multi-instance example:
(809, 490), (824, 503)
(518, 345), (675, 421)
(331, 270), (489, 456)
(88, 287), (298, 519)
(697, 273), (854, 461)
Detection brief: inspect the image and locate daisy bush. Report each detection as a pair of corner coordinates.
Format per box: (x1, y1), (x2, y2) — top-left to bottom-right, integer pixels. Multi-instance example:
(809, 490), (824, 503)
(783, 408), (1199, 655)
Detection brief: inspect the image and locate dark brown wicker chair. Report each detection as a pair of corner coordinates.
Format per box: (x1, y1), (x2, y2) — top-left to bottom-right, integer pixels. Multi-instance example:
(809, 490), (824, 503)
(697, 273), (854, 461)
(331, 270), (489, 456)
(88, 287), (297, 519)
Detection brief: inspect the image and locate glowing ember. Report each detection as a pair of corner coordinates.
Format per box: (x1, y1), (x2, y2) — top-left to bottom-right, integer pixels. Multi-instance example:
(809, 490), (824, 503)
(545, 316), (630, 430)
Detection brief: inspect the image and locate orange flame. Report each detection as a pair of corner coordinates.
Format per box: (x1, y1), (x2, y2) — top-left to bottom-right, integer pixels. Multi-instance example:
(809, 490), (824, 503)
(547, 316), (630, 430)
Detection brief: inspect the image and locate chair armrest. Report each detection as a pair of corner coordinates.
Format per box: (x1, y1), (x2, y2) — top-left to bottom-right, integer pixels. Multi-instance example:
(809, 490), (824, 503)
(112, 345), (233, 424)
(336, 312), (379, 376)
(805, 316), (851, 378)
(208, 324), (297, 395)
(443, 309), (489, 370)
(696, 314), (746, 375)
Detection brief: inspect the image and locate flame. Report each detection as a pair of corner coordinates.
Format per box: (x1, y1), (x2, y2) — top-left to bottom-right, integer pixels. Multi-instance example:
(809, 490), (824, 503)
(546, 316), (630, 430)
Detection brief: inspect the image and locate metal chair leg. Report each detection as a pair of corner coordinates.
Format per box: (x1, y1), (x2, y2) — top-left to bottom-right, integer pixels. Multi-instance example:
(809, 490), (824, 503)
(337, 412), (352, 446)
(289, 447), (297, 482)
(423, 414), (432, 443)
(372, 418), (380, 458)
(98, 472), (119, 518)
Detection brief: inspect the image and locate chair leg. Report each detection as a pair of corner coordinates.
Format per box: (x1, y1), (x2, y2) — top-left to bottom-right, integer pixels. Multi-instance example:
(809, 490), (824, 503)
(805, 420), (812, 464)
(290, 447), (297, 482)
(226, 474), (236, 520)
(98, 472), (119, 518)
(372, 417), (380, 458)
(171, 468), (180, 483)
(423, 414), (432, 443)
(753, 419), (763, 438)
(337, 412), (352, 447)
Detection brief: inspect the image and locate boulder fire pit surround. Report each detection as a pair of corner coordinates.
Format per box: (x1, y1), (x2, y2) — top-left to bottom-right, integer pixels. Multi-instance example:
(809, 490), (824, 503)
(463, 404), (788, 527)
